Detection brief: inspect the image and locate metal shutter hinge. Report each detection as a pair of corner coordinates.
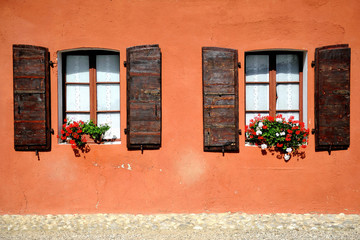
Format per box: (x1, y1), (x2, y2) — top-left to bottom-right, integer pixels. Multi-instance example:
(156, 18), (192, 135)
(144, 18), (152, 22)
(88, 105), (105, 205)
(311, 129), (315, 134)
(238, 62), (241, 68)
(123, 61), (127, 67)
(311, 61), (315, 68)
(124, 128), (129, 135)
(238, 129), (242, 135)
(49, 61), (56, 68)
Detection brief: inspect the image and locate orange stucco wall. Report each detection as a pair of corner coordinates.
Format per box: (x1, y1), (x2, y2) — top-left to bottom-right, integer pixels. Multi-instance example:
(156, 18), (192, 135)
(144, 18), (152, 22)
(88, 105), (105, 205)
(1, 0), (360, 214)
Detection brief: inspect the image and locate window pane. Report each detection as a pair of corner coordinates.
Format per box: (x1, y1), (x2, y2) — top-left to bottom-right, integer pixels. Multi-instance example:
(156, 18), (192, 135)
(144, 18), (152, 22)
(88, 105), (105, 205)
(245, 113), (269, 125)
(66, 85), (90, 111)
(276, 54), (299, 82)
(277, 112), (300, 122)
(276, 84), (299, 110)
(66, 56), (89, 83)
(97, 113), (120, 139)
(96, 55), (120, 82)
(246, 84), (269, 111)
(97, 84), (120, 111)
(66, 113), (90, 123)
(245, 55), (269, 82)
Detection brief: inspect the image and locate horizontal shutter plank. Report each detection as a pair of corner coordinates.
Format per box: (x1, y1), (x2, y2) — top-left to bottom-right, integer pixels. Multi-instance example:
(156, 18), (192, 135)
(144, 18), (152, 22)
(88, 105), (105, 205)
(129, 120), (160, 132)
(205, 127), (237, 148)
(129, 103), (160, 121)
(129, 132), (161, 145)
(14, 122), (47, 145)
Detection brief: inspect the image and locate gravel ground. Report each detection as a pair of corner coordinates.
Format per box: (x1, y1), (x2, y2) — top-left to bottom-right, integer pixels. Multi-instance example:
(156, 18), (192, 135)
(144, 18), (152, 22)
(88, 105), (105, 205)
(1, 213), (359, 239)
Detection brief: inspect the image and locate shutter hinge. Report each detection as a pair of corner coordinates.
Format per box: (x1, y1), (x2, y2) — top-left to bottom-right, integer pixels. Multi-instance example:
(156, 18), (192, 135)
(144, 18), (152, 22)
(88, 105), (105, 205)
(328, 145), (332, 155)
(311, 129), (316, 135)
(311, 61), (315, 68)
(123, 61), (127, 68)
(238, 62), (241, 68)
(238, 129), (242, 135)
(49, 61), (56, 68)
(124, 128), (129, 135)
(50, 128), (54, 135)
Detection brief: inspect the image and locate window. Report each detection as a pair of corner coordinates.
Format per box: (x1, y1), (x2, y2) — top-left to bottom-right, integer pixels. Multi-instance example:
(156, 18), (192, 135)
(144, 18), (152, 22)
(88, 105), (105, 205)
(61, 50), (120, 140)
(245, 51), (305, 125)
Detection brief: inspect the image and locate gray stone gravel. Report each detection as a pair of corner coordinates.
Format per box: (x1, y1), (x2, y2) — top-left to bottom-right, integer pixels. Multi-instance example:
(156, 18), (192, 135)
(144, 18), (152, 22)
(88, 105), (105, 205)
(0, 213), (359, 239)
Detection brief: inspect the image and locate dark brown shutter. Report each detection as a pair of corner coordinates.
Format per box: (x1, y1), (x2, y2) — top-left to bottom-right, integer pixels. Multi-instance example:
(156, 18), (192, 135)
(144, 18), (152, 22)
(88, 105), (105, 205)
(125, 45), (161, 150)
(314, 44), (350, 152)
(202, 47), (239, 153)
(13, 45), (51, 151)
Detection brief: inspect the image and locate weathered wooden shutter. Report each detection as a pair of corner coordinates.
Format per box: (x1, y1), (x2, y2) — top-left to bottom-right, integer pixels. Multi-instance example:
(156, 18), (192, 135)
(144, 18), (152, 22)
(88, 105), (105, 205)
(314, 44), (350, 152)
(202, 47), (239, 153)
(13, 45), (51, 151)
(125, 45), (161, 150)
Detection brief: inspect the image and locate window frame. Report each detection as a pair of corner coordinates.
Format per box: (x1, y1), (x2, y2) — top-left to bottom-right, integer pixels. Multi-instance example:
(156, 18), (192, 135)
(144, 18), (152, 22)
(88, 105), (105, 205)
(59, 49), (121, 142)
(244, 51), (304, 123)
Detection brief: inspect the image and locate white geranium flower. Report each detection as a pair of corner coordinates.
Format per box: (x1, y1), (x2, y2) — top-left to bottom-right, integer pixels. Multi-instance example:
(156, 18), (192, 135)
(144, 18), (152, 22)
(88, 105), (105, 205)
(258, 122), (263, 128)
(286, 148), (292, 153)
(256, 130), (262, 135)
(284, 154), (291, 161)
(276, 133), (280, 137)
(280, 132), (286, 136)
(276, 118), (283, 122)
(261, 144), (267, 150)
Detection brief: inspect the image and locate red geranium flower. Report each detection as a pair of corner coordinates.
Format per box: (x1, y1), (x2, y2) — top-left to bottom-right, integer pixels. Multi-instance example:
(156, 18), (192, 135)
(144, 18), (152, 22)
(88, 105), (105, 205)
(262, 125), (268, 129)
(71, 144), (77, 149)
(287, 129), (293, 134)
(295, 130), (300, 135)
(277, 143), (283, 147)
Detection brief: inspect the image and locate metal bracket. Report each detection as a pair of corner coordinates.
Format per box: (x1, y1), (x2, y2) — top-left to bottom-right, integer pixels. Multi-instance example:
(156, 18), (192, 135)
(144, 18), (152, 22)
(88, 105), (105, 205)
(311, 129), (316, 135)
(222, 146), (225, 156)
(141, 145), (143, 154)
(49, 61), (56, 68)
(124, 128), (129, 135)
(35, 150), (40, 161)
(123, 61), (127, 67)
(238, 129), (242, 135)
(50, 128), (54, 135)
(328, 145), (332, 155)
(237, 62), (241, 68)
(311, 61), (315, 68)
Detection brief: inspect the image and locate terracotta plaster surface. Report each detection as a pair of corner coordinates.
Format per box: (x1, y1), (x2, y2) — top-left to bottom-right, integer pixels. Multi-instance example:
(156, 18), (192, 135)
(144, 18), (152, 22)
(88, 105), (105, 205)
(0, 0), (360, 214)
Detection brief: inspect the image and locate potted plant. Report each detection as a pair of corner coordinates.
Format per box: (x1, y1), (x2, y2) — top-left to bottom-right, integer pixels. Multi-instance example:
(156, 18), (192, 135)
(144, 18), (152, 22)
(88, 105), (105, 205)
(245, 114), (309, 161)
(58, 119), (110, 149)
(82, 120), (110, 143)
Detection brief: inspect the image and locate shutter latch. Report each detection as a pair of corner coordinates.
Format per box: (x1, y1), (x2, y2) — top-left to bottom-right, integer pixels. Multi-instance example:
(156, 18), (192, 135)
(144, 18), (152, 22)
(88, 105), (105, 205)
(311, 61), (315, 68)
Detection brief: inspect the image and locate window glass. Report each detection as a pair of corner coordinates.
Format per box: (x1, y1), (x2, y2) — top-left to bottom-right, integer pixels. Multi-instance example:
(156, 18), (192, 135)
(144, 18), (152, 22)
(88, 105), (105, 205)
(66, 56), (89, 83)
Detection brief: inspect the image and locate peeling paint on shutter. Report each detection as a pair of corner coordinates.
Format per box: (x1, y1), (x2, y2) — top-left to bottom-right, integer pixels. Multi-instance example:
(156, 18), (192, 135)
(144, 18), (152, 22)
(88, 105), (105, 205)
(314, 44), (350, 152)
(13, 45), (51, 151)
(202, 47), (239, 153)
(125, 45), (161, 150)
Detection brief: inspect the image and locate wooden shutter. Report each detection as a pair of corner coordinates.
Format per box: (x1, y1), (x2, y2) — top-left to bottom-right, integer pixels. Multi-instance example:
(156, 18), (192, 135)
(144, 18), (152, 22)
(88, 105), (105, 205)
(202, 47), (239, 153)
(125, 45), (161, 150)
(13, 45), (51, 151)
(314, 44), (350, 152)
